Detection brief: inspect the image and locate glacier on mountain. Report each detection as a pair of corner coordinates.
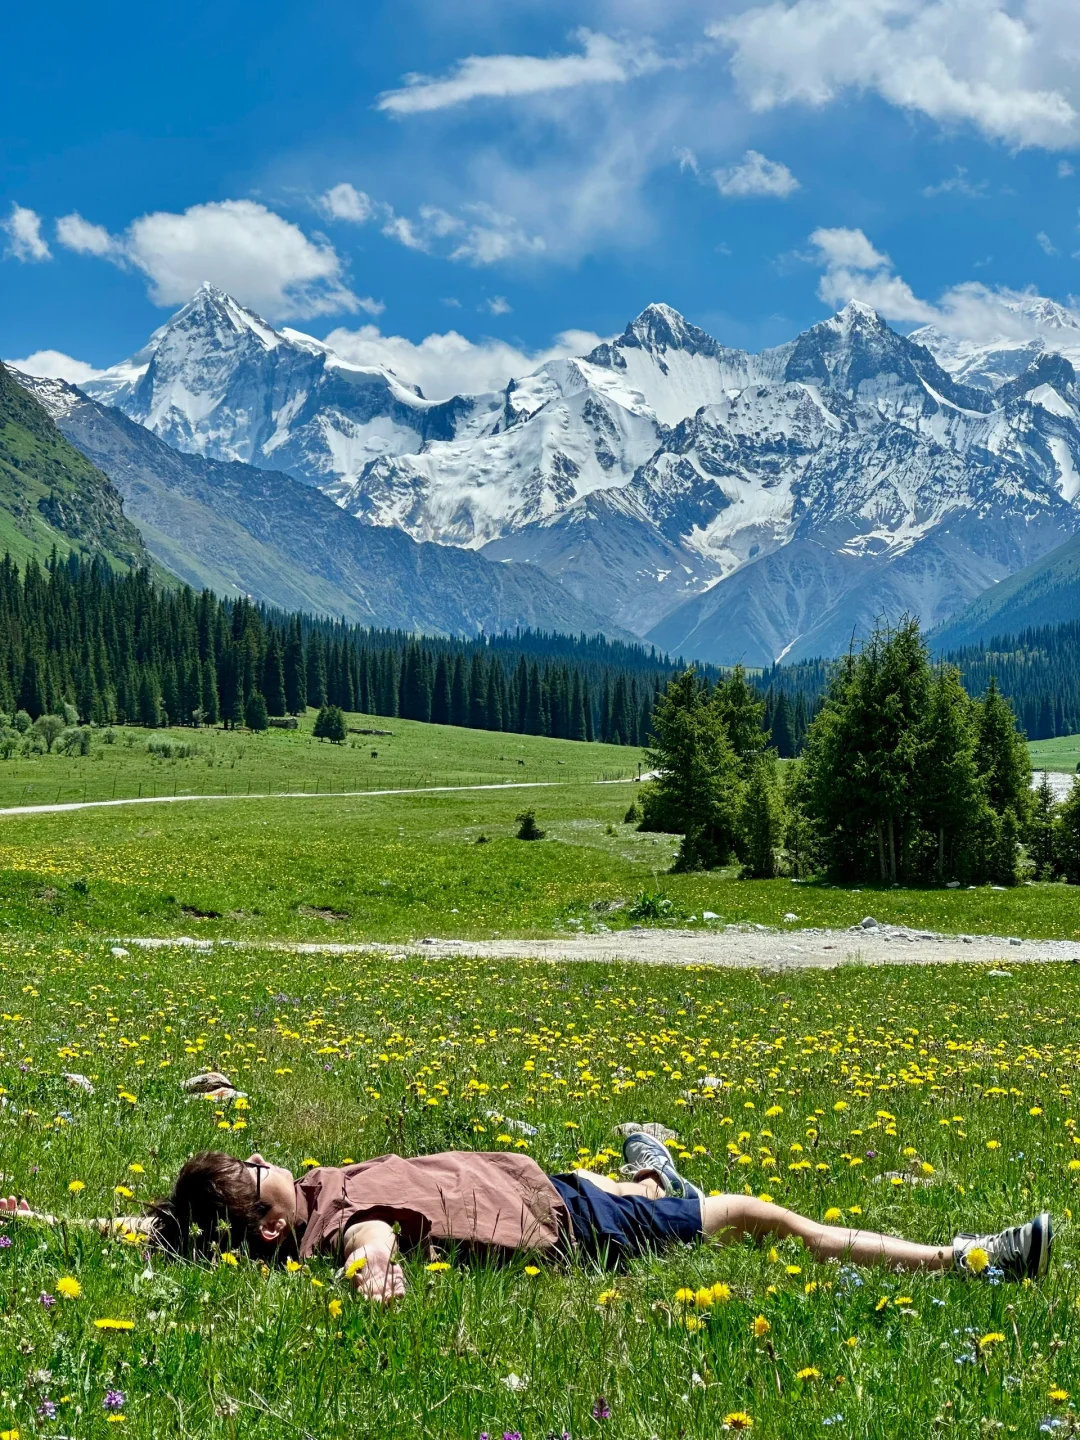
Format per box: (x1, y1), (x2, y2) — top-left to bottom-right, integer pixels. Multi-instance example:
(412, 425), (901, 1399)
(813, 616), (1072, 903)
(80, 285), (1080, 665)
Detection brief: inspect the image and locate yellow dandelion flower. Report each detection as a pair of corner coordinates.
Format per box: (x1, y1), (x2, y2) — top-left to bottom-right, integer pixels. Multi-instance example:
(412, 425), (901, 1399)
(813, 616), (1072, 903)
(597, 1288), (620, 1306)
(524, 1265), (540, 1276)
(285, 1259), (302, 1273)
(722, 1411), (753, 1430)
(425, 1261), (451, 1272)
(683, 1314), (706, 1333)
(56, 1277), (82, 1300)
(1, 1429), (20, 1440)
(93, 1318), (134, 1330)
(986, 1140), (1001, 1150)
(113, 1185), (134, 1199)
(674, 1287), (696, 1305)
(711, 1283), (732, 1303)
(220, 1252), (238, 1267)
(328, 1298), (343, 1319)
(978, 1331), (1005, 1351)
(301, 1158), (321, 1169)
(785, 1264), (802, 1276)
(127, 1164), (144, 1174)
(846, 1335), (859, 1348)
(823, 1207), (843, 1223)
(964, 1246), (990, 1275)
(752, 1314), (770, 1337)
(796, 1367), (821, 1381)
(875, 1297), (889, 1312)
(67, 1180), (85, 1193)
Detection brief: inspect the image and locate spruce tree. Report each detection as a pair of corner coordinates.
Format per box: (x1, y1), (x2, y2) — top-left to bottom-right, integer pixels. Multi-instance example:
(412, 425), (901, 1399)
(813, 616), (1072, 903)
(772, 691), (796, 758)
(976, 677), (1032, 823)
(306, 637), (327, 709)
(1055, 778), (1080, 882)
(313, 702), (347, 743)
(740, 755), (785, 879)
(712, 664), (768, 774)
(450, 655), (468, 727)
(245, 689), (269, 731)
(644, 667), (743, 871)
(262, 635), (287, 717)
(1027, 771), (1058, 879)
(432, 654), (451, 726)
(921, 665), (984, 883)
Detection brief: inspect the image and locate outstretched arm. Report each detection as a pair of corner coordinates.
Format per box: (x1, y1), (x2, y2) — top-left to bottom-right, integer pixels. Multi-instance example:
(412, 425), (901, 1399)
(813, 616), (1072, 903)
(1, 1196), (153, 1237)
(342, 1218), (407, 1303)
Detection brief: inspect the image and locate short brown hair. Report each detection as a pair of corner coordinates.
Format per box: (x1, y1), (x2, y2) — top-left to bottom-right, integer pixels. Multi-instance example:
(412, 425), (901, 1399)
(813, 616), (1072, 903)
(149, 1151), (269, 1257)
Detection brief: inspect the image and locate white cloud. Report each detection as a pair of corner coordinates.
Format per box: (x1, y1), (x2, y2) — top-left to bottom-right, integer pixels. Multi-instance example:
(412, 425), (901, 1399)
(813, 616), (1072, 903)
(3, 204), (51, 262)
(714, 0), (1080, 149)
(483, 295), (513, 315)
(1036, 230), (1058, 254)
(6, 349), (104, 384)
(377, 29), (672, 114)
(56, 212), (122, 257)
(713, 148), (800, 197)
(674, 146), (700, 174)
(319, 183), (546, 266)
(809, 222), (1076, 340)
(318, 182), (375, 223)
(1059, 159), (1075, 177)
(56, 199), (364, 320)
(922, 166), (988, 198)
(318, 323), (607, 402)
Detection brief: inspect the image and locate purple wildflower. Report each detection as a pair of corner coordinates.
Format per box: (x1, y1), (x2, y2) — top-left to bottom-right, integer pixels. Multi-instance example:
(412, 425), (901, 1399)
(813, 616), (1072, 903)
(39, 1291), (56, 1308)
(592, 1398), (611, 1421)
(0, 1235), (11, 1247)
(504, 1433), (522, 1440)
(37, 1399), (57, 1420)
(103, 1390), (125, 1411)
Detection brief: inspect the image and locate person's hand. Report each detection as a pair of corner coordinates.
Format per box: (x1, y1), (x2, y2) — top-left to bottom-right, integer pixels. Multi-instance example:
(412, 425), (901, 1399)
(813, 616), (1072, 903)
(0, 1196), (35, 1219)
(347, 1244), (407, 1304)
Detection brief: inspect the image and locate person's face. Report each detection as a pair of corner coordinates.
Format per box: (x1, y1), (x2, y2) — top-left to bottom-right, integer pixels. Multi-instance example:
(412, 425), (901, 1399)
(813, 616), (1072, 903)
(243, 1153), (297, 1245)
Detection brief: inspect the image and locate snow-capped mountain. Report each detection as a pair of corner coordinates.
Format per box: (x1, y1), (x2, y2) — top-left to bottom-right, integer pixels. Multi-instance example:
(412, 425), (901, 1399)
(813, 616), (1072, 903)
(76, 287), (1080, 664)
(912, 294), (1080, 392)
(85, 283), (475, 483)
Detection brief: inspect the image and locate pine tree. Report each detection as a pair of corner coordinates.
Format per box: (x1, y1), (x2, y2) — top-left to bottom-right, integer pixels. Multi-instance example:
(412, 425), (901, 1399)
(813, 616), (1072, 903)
(450, 655), (468, 727)
(431, 654), (451, 726)
(569, 671), (587, 742)
(1027, 770), (1058, 879)
(772, 691), (796, 758)
(1055, 778), (1080, 882)
(313, 703), (347, 743)
(283, 622), (306, 713)
(201, 658), (220, 725)
(921, 665), (984, 884)
(262, 635), (287, 717)
(245, 689), (269, 731)
(712, 664), (767, 774)
(643, 667), (743, 871)
(740, 756), (785, 879)
(976, 677), (1032, 824)
(306, 636), (327, 709)
(137, 669), (163, 728)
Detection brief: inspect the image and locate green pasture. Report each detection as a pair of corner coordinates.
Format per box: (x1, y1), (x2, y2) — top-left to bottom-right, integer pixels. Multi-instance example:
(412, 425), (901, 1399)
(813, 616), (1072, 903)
(0, 714), (1079, 942)
(0, 941), (1077, 1438)
(1029, 733), (1080, 773)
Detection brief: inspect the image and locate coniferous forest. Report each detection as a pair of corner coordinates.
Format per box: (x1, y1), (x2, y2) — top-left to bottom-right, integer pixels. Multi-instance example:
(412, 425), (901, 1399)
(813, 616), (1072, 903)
(0, 553), (676, 745)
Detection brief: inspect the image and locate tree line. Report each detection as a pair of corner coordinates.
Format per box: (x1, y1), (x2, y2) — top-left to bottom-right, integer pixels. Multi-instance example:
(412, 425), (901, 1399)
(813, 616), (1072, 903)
(643, 619), (1059, 887)
(0, 552), (670, 745)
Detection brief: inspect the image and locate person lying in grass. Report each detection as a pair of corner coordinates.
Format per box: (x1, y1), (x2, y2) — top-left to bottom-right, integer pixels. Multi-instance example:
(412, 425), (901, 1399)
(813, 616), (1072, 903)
(1, 1128), (1053, 1302)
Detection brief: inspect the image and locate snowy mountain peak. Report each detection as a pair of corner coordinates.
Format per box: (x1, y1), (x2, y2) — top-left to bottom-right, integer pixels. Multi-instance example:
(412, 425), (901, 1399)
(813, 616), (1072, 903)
(163, 283), (284, 352)
(616, 302), (725, 360)
(829, 299), (887, 332)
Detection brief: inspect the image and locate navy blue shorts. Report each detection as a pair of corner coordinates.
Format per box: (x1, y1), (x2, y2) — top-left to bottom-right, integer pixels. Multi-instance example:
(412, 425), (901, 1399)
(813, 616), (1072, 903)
(549, 1172), (703, 1266)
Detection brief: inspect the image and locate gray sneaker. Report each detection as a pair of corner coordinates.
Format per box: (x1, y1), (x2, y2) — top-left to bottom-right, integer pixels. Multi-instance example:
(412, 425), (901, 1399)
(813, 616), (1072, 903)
(954, 1212), (1053, 1281)
(621, 1129), (704, 1202)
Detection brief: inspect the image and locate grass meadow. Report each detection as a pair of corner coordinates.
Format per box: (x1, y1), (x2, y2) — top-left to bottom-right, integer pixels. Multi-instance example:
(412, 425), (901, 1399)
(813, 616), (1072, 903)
(0, 716), (1079, 1438)
(0, 941), (1078, 1438)
(0, 714), (1079, 942)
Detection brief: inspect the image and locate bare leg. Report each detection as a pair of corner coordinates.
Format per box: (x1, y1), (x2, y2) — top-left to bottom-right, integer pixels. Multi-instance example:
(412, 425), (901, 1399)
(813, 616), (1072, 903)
(701, 1195), (953, 1273)
(570, 1169), (664, 1200)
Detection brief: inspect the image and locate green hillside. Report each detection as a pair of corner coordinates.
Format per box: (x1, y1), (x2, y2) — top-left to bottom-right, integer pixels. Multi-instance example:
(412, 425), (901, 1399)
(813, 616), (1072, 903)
(0, 361), (152, 571)
(931, 527), (1080, 649)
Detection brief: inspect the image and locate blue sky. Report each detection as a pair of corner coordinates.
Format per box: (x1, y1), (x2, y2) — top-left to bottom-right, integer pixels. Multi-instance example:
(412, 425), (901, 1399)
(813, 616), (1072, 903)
(5, 0), (1080, 399)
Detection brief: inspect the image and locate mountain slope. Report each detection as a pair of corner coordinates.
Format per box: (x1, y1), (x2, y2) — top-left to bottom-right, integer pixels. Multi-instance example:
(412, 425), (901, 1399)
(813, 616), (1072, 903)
(15, 372), (619, 637)
(930, 527), (1080, 649)
(0, 361), (151, 571)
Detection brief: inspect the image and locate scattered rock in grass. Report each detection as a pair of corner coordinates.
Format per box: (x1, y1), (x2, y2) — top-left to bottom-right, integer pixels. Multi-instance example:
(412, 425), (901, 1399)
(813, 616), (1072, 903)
(110, 946), (129, 958)
(298, 904), (350, 922)
(182, 1071), (244, 1101)
(783, 912), (799, 922)
(613, 1121), (678, 1143)
(987, 970), (1013, 978)
(859, 916), (879, 929)
(63, 1073), (94, 1094)
(946, 881), (961, 889)
(1009, 937), (1022, 946)
(702, 911), (719, 921)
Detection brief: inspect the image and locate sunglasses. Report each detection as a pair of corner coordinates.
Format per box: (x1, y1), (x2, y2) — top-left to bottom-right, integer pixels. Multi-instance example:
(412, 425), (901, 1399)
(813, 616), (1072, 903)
(242, 1159), (270, 1202)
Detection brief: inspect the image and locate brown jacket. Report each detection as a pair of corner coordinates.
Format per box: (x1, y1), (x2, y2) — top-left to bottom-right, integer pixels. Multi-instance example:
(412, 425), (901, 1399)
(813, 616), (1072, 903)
(294, 1152), (570, 1259)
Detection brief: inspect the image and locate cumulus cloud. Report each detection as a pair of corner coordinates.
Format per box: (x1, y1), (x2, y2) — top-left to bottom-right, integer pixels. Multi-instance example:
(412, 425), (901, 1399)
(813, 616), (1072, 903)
(317, 323), (607, 402)
(377, 29), (673, 114)
(809, 222), (1079, 341)
(483, 295), (513, 315)
(713, 149), (800, 197)
(54, 199), (366, 319)
(317, 184), (545, 266)
(3, 204), (51, 262)
(6, 350), (104, 384)
(713, 0), (1080, 150)
(56, 212), (122, 257)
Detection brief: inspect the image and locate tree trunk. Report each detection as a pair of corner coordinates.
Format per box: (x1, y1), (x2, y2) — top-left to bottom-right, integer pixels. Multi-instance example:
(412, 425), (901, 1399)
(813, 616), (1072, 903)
(877, 820), (886, 883)
(887, 815), (897, 885)
(937, 825), (945, 882)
